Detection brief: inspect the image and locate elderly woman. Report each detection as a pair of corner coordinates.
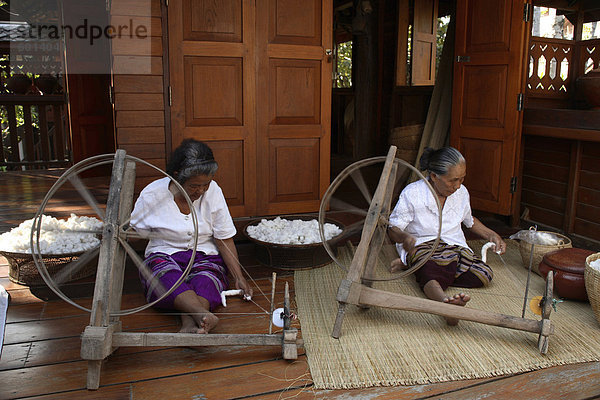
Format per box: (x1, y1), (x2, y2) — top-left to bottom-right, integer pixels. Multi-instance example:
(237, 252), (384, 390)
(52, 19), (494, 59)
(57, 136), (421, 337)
(388, 146), (506, 325)
(131, 139), (252, 334)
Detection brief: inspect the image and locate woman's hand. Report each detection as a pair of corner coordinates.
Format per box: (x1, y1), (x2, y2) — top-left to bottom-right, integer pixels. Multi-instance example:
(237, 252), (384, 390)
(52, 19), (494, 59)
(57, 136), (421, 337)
(234, 277), (253, 299)
(490, 233), (507, 255)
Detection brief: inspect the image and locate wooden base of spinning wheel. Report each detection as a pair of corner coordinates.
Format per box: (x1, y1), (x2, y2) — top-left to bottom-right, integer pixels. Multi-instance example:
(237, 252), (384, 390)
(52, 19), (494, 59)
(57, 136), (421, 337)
(327, 146), (554, 355)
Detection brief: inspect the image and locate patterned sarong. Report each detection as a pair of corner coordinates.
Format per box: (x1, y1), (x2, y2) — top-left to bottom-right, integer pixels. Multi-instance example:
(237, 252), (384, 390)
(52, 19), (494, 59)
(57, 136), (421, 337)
(409, 240), (493, 288)
(141, 250), (228, 310)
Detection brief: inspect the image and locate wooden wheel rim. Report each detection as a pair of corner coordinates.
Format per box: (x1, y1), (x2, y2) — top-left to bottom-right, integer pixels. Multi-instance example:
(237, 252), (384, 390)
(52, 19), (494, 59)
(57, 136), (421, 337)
(318, 156), (442, 281)
(30, 153), (198, 316)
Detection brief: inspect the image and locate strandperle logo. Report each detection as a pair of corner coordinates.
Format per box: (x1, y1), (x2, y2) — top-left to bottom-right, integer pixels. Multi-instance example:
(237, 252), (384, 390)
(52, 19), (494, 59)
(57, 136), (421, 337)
(5, 18), (148, 46)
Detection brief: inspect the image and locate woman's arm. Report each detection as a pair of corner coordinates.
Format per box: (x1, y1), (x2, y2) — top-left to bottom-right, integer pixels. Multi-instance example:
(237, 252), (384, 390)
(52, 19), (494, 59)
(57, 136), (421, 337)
(466, 217), (506, 254)
(388, 226), (416, 253)
(215, 238), (253, 297)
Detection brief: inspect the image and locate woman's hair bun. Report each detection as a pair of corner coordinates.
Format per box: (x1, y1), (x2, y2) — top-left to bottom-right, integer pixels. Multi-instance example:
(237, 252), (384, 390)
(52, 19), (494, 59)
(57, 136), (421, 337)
(418, 147), (434, 171)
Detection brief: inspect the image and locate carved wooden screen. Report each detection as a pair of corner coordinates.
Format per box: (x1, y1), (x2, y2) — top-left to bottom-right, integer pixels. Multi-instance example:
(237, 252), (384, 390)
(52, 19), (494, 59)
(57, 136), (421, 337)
(526, 37), (572, 99)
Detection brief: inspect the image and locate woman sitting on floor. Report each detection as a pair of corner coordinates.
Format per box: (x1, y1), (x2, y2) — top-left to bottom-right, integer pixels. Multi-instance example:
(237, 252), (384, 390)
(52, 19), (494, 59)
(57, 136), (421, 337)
(388, 146), (506, 325)
(131, 139), (252, 334)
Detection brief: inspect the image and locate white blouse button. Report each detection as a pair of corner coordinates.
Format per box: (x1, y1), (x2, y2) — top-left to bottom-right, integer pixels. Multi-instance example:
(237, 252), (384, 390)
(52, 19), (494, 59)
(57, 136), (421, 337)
(187, 231), (192, 236)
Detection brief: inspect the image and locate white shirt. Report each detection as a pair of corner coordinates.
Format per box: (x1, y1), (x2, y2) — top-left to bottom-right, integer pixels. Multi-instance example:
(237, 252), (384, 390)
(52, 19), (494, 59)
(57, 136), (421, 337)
(389, 179), (474, 263)
(130, 177), (236, 258)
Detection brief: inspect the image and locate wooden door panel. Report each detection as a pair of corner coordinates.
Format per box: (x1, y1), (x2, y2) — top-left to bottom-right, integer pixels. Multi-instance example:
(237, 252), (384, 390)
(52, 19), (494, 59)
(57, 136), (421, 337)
(270, 59), (321, 124)
(184, 56), (243, 126)
(268, 139), (320, 203)
(460, 138), (502, 202)
(464, 1), (511, 53)
(169, 0), (256, 217)
(209, 140), (245, 207)
(451, 0), (528, 215)
(183, 0), (242, 42)
(269, 0), (321, 45)
(412, 0), (437, 85)
(460, 65), (508, 130)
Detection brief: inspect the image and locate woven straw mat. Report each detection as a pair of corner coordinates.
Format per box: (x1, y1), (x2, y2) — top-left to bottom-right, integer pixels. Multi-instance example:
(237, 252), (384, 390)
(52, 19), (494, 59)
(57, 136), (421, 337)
(294, 239), (600, 389)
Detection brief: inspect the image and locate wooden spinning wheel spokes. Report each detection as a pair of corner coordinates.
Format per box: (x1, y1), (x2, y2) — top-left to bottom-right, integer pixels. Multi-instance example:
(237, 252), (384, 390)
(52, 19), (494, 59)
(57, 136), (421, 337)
(31, 151), (198, 316)
(318, 153), (442, 281)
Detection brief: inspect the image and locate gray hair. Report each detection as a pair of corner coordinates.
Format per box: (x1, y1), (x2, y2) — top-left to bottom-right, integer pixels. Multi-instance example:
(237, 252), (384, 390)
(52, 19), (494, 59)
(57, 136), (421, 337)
(418, 146), (465, 176)
(166, 139), (218, 184)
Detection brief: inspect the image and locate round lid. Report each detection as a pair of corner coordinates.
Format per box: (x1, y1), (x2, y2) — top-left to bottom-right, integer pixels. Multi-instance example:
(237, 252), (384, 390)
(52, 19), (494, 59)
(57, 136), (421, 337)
(541, 248), (595, 274)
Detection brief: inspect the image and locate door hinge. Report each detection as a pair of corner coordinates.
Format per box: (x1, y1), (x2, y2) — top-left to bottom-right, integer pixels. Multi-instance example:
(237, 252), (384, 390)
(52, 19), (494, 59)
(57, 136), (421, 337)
(510, 177), (518, 193)
(109, 85), (114, 105)
(456, 55), (471, 63)
(168, 86), (172, 107)
(523, 3), (531, 23)
(517, 93), (524, 111)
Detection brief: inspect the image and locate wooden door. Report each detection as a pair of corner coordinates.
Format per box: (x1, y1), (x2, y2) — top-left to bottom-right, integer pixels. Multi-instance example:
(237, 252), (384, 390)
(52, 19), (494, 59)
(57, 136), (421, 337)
(255, 0), (332, 215)
(450, 0), (529, 215)
(169, 0), (257, 217)
(169, 0), (332, 217)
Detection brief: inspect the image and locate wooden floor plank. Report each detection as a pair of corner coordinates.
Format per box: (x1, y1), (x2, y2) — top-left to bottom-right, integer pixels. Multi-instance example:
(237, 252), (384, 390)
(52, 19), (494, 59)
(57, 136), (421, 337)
(129, 356), (312, 400)
(0, 346), (301, 398)
(22, 385), (132, 400)
(431, 362), (600, 400)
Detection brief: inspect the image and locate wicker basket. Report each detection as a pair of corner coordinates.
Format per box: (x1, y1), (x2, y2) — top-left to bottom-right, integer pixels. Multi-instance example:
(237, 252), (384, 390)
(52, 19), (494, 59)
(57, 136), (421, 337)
(1, 250), (98, 286)
(244, 215), (344, 270)
(585, 253), (600, 327)
(518, 232), (572, 276)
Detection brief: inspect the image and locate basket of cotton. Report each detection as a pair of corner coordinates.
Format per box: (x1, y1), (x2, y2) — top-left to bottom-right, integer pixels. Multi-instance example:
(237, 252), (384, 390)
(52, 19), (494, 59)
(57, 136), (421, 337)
(244, 215), (344, 270)
(510, 229), (572, 276)
(0, 214), (102, 286)
(585, 253), (600, 326)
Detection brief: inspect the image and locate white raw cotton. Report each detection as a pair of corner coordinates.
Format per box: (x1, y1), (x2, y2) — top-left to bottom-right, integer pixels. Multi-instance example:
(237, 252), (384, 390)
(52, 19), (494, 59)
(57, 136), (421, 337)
(590, 258), (600, 272)
(0, 214), (103, 255)
(246, 217), (342, 245)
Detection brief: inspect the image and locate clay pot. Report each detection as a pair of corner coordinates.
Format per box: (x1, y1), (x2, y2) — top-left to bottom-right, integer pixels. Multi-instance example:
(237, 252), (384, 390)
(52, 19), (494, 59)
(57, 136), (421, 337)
(34, 75), (60, 95)
(6, 74), (33, 94)
(538, 247), (595, 302)
(576, 67), (600, 109)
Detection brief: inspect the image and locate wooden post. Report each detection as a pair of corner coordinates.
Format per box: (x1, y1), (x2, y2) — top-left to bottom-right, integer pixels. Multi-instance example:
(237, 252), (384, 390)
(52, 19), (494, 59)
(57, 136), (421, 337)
(82, 150), (127, 390)
(332, 146), (397, 338)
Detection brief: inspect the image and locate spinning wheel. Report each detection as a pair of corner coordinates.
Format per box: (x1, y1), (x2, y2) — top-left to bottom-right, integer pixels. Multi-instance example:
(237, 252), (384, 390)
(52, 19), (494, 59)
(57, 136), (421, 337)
(31, 152), (198, 315)
(318, 153), (441, 280)
(31, 150), (300, 390)
(319, 146), (555, 354)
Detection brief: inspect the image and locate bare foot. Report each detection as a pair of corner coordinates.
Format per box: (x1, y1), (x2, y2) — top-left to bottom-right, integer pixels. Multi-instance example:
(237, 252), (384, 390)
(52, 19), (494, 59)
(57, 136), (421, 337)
(442, 292), (470, 326)
(390, 258), (408, 273)
(194, 311), (219, 334)
(179, 314), (204, 334)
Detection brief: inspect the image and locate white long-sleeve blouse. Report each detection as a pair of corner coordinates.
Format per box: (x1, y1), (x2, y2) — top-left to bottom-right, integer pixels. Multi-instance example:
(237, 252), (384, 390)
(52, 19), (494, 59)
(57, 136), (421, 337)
(130, 177), (236, 258)
(389, 179), (474, 263)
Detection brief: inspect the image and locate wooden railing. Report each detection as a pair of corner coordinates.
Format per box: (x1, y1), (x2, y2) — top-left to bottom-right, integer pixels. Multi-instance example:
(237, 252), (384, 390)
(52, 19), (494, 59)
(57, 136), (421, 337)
(527, 37), (573, 99)
(527, 37), (600, 100)
(0, 94), (71, 170)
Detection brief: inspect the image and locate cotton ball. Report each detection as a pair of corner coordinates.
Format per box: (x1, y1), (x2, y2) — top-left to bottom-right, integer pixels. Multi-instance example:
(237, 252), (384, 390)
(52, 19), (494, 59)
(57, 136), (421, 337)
(591, 259), (600, 272)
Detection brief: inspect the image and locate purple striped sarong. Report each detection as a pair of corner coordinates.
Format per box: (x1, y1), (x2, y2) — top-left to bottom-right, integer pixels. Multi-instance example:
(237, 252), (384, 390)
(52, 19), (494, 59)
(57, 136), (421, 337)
(141, 250), (229, 311)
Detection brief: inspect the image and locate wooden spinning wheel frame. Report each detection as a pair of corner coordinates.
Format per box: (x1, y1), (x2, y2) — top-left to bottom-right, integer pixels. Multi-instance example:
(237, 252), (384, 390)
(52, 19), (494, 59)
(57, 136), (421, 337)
(30, 150), (300, 390)
(318, 146), (554, 354)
